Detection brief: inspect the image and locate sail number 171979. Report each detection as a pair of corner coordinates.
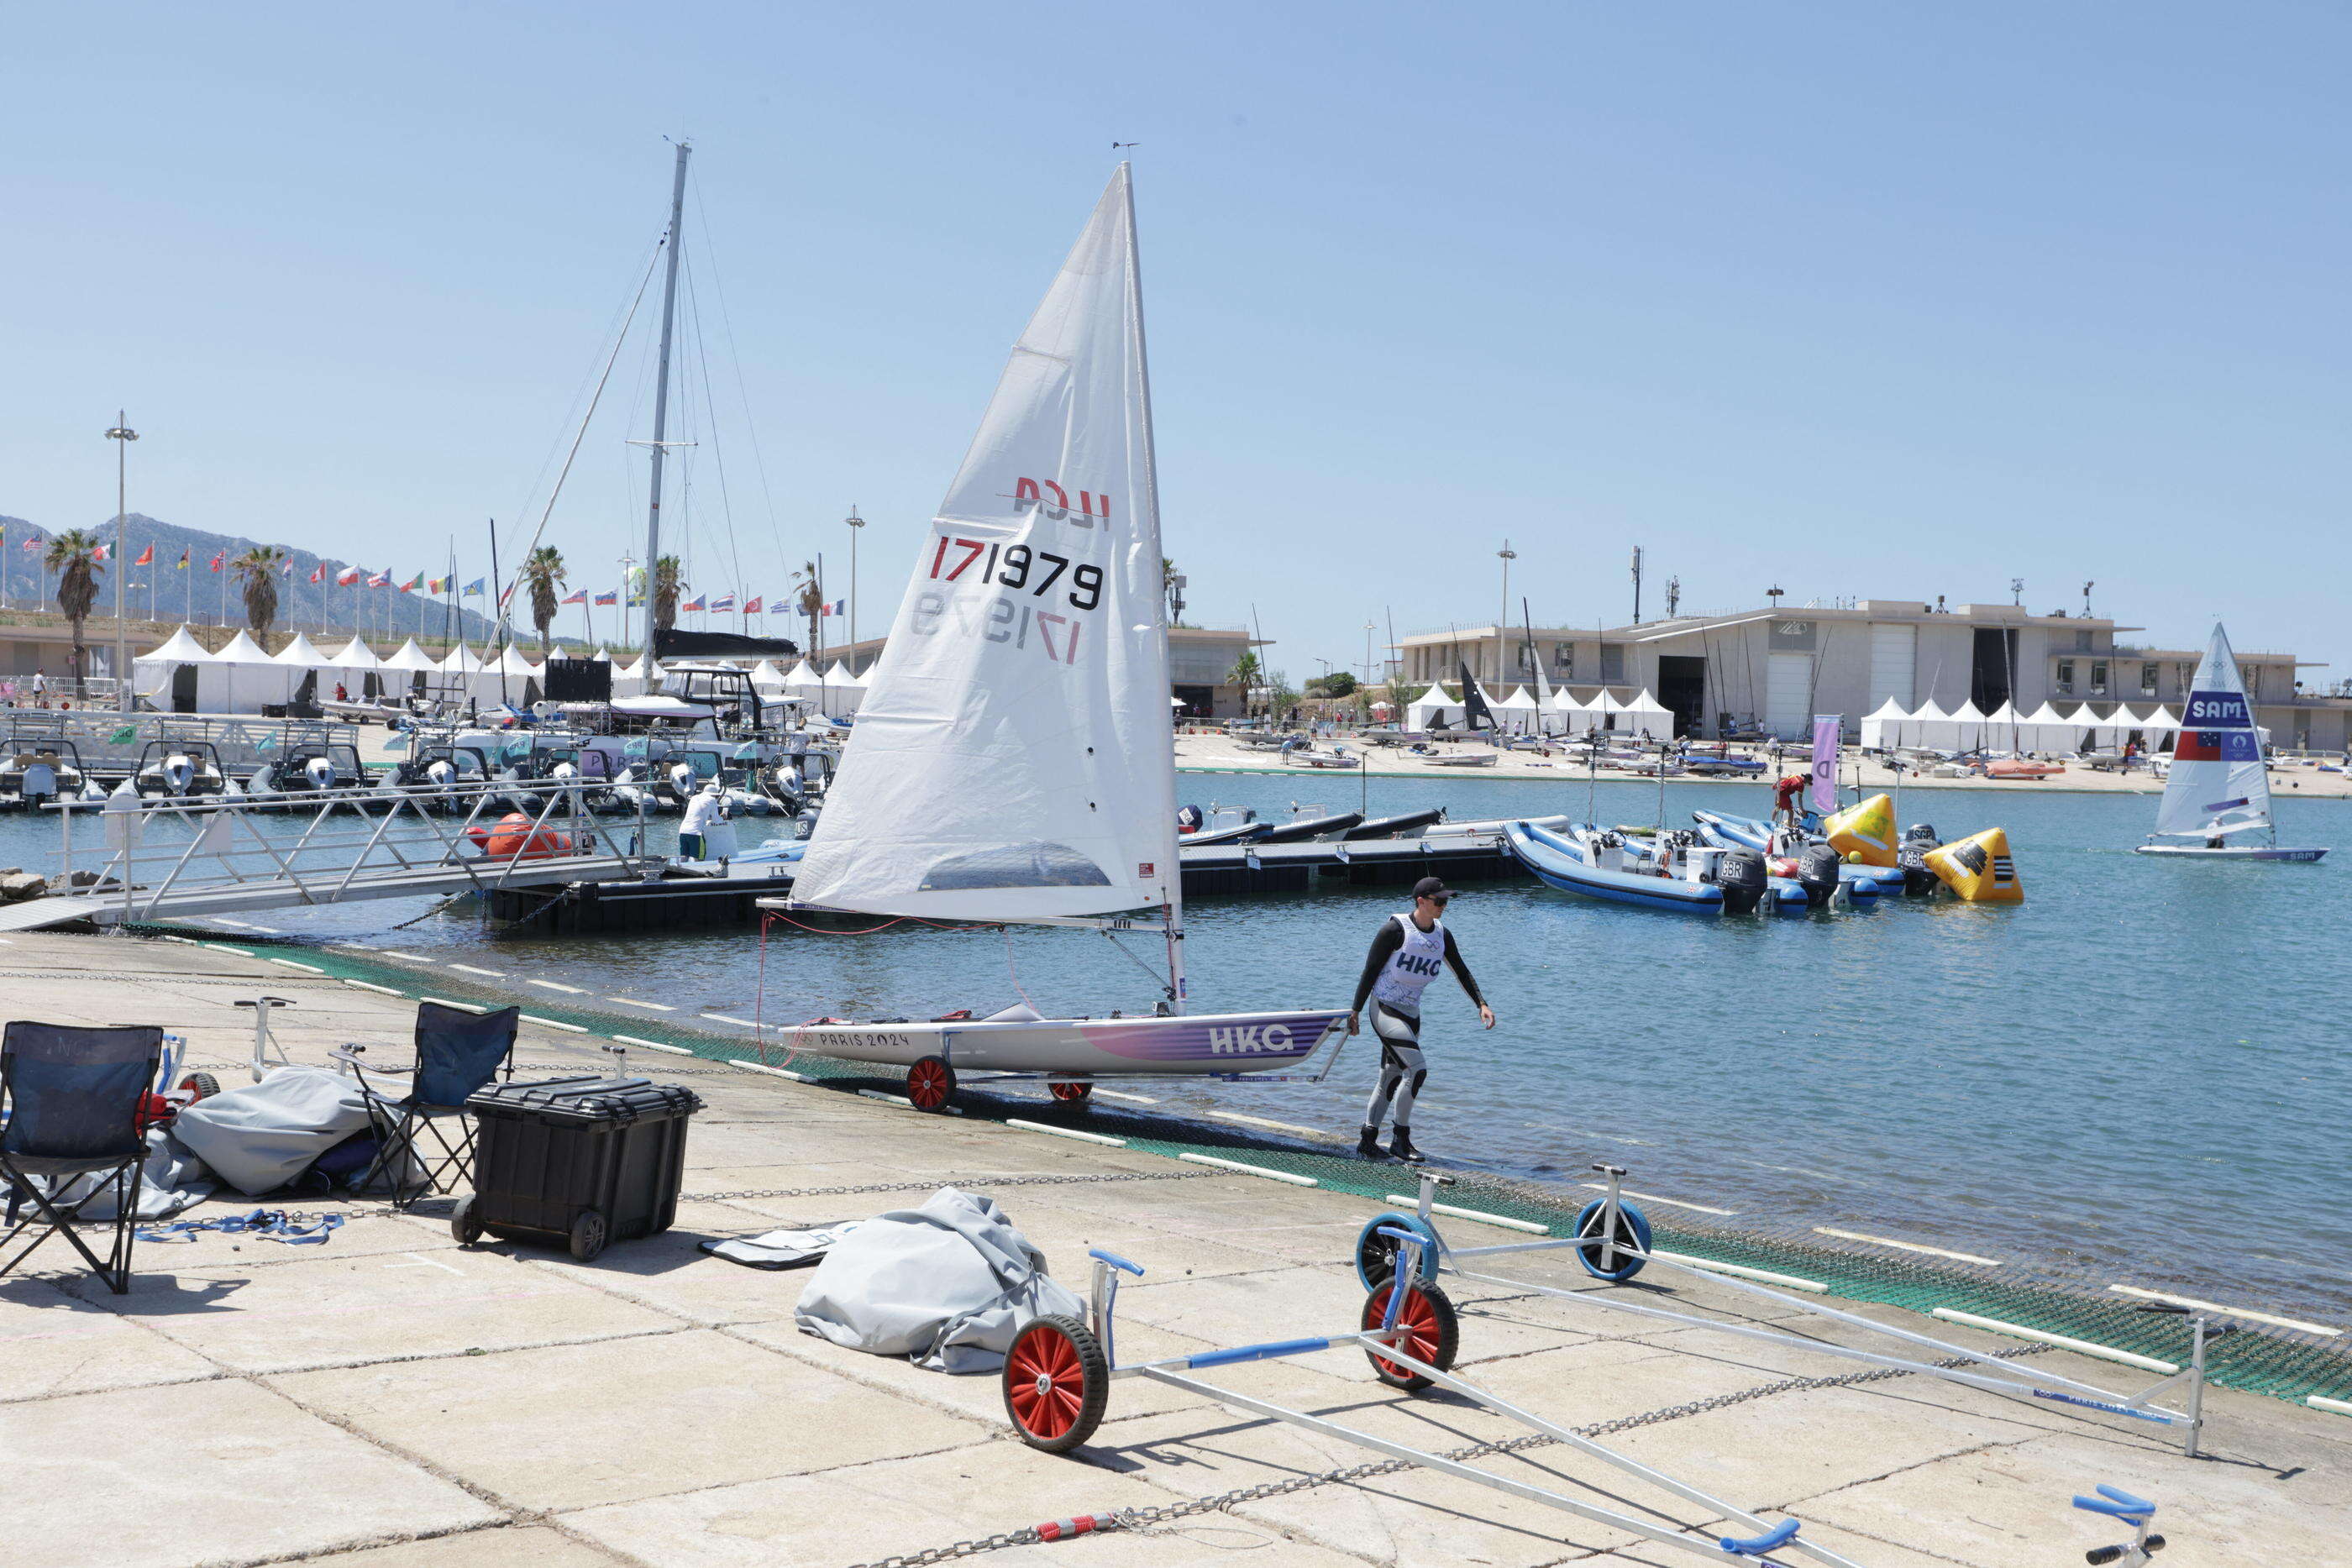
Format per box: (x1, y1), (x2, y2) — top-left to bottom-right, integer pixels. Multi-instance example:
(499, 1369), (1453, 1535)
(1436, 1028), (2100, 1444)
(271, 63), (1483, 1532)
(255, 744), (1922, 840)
(910, 535), (1105, 664)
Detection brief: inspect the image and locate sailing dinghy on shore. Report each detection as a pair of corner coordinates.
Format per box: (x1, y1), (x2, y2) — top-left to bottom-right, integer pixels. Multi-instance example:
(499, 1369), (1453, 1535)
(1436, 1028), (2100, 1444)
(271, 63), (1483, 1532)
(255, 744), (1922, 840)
(769, 167), (1348, 1109)
(2134, 624), (2327, 862)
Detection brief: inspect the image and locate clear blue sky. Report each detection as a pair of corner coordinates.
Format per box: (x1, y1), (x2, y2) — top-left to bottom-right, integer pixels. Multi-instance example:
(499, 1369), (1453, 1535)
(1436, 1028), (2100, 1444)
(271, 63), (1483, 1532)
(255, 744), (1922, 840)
(6, 3), (2346, 680)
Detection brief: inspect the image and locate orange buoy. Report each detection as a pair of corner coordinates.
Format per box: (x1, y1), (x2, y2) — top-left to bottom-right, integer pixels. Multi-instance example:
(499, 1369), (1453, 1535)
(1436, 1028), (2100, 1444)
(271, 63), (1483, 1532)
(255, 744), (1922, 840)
(482, 812), (571, 859)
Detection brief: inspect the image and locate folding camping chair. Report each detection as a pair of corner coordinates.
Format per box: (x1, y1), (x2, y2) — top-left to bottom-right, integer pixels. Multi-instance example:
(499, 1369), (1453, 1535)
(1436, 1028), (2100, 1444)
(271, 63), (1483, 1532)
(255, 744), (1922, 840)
(334, 1002), (520, 1209)
(0, 1021), (166, 1294)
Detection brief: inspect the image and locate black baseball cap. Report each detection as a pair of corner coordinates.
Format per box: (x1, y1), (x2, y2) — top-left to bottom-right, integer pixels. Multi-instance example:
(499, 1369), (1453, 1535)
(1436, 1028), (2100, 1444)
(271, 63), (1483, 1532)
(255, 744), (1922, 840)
(1412, 877), (1454, 900)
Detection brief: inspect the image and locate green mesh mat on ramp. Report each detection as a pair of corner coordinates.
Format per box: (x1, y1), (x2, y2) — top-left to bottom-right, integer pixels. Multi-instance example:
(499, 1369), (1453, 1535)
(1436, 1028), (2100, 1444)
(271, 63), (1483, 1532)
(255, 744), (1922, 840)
(151, 926), (2352, 1411)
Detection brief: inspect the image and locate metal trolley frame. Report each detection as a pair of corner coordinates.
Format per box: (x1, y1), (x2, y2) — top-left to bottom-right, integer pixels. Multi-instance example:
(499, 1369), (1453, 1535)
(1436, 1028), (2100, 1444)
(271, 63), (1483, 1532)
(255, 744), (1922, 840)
(1357, 1164), (2227, 1459)
(1000, 1235), (1872, 1565)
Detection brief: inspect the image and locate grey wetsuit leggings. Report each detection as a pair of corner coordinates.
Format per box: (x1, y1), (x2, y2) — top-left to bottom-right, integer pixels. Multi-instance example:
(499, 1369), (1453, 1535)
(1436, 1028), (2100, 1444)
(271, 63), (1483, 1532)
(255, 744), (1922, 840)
(1364, 1002), (1426, 1127)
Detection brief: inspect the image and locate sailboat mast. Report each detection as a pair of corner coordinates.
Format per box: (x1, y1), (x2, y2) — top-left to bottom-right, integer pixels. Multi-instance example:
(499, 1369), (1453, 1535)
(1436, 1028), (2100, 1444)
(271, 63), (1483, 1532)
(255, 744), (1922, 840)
(643, 141), (692, 611)
(1118, 164), (1185, 1016)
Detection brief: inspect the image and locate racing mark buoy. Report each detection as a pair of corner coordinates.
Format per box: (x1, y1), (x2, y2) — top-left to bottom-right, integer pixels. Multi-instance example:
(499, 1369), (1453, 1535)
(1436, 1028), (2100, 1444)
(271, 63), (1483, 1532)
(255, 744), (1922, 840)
(1924, 827), (2022, 903)
(1823, 792), (1898, 866)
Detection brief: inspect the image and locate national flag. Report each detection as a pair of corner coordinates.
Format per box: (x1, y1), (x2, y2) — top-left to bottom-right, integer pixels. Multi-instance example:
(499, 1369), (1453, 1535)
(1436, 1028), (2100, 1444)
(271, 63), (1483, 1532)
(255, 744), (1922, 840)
(176, 549), (191, 570)
(593, 589), (617, 606)
(463, 578), (485, 597)
(743, 595), (763, 615)
(561, 589), (587, 606)
(335, 566), (360, 586)
(427, 576), (447, 595)
(498, 584), (514, 606)
(398, 573), (424, 593)
(309, 563), (325, 583)
(133, 543), (153, 567)
(92, 543), (108, 563)
(366, 571), (391, 588)
(209, 551), (226, 572)
(711, 594), (736, 612)
(281, 557), (296, 576)
(22, 535), (41, 552)
(820, 597), (846, 616)
(681, 594), (706, 613)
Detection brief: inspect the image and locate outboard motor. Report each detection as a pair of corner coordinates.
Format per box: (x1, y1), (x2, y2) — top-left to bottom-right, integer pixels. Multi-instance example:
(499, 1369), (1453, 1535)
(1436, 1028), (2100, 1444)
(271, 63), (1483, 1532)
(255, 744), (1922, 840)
(1898, 823), (1942, 897)
(163, 754), (196, 796)
(668, 762), (696, 802)
(304, 755), (335, 791)
(1716, 847), (1767, 915)
(1796, 842), (1843, 908)
(1176, 804), (1204, 833)
(793, 804), (822, 841)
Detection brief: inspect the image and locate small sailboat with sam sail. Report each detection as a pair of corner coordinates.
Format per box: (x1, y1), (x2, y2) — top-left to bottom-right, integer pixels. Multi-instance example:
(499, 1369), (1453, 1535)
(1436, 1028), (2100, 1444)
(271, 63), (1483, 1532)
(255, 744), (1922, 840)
(769, 167), (1349, 1112)
(2134, 623), (2326, 862)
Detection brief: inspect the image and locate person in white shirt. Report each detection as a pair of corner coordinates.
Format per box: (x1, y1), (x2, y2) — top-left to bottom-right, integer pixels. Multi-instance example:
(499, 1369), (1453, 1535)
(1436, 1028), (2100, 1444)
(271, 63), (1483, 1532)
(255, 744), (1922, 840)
(679, 779), (725, 861)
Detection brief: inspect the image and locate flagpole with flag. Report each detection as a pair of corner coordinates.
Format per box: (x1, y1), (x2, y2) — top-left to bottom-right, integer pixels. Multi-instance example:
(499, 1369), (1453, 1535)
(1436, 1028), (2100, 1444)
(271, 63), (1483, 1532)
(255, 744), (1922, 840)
(179, 548), (191, 624)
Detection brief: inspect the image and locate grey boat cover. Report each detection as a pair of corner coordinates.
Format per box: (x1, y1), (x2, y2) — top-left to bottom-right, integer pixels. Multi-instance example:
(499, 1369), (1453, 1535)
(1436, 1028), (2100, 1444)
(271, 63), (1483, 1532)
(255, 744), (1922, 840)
(171, 1066), (371, 1195)
(42, 1128), (216, 1220)
(794, 1187), (1081, 1373)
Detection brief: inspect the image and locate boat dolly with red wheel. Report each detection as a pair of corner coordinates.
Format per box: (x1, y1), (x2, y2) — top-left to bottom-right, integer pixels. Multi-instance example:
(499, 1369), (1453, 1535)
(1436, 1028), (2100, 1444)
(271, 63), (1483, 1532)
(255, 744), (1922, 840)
(1357, 1165), (2220, 1457)
(1003, 1231), (1872, 1565)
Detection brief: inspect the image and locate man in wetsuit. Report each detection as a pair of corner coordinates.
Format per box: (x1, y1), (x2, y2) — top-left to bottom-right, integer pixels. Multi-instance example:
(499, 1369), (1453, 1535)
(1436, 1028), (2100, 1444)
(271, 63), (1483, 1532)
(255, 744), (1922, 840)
(1347, 876), (1494, 1162)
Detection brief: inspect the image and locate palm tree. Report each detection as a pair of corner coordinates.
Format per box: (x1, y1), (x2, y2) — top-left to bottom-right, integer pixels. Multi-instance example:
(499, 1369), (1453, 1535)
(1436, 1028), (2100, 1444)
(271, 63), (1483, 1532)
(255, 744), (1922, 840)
(790, 560), (824, 654)
(652, 555), (683, 637)
(232, 547), (286, 643)
(44, 530), (103, 697)
(1162, 556), (1183, 625)
(522, 546), (566, 654)
(1226, 649), (1263, 718)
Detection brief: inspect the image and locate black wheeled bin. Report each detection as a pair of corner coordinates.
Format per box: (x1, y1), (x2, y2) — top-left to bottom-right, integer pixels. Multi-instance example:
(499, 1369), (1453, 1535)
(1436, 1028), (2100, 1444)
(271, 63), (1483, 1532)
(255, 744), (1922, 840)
(455, 1076), (702, 1261)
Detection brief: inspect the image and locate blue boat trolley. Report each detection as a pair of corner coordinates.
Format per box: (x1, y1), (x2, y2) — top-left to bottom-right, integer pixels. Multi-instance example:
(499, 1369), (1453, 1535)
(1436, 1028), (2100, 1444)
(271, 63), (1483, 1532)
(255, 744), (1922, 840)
(1004, 1234), (1872, 1564)
(1357, 1165), (2223, 1459)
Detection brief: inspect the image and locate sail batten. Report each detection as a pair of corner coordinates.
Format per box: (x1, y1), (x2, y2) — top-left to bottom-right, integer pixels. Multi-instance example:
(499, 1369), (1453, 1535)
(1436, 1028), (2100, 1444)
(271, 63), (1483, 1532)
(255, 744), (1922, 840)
(792, 167), (1179, 920)
(2150, 624), (2271, 842)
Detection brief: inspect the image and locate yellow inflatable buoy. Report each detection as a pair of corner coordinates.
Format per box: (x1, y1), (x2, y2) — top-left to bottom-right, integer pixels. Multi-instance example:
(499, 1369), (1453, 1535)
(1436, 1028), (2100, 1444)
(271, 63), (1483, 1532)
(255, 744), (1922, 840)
(1925, 827), (2023, 903)
(1823, 793), (1898, 866)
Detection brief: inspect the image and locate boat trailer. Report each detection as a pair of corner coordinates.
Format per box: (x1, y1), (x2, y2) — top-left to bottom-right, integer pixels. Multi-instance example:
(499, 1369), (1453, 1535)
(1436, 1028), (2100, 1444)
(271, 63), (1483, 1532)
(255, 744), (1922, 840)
(1001, 1235), (1871, 1565)
(1357, 1165), (2227, 1457)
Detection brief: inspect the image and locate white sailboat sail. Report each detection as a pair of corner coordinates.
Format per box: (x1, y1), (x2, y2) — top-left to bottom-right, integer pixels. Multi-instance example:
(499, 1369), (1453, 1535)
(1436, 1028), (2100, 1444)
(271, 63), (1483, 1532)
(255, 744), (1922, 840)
(2152, 624), (2270, 840)
(794, 166), (1179, 922)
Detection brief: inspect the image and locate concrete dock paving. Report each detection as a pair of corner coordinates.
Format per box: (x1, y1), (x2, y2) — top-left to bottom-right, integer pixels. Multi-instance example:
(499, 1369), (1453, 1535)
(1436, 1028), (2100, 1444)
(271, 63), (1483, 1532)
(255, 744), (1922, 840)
(0, 933), (2345, 1567)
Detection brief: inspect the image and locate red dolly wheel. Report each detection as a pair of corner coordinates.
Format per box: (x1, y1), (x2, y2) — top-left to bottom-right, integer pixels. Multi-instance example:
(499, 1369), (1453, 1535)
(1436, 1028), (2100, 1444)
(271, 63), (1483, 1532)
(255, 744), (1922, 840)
(1362, 1277), (1460, 1392)
(1047, 1081), (1093, 1104)
(906, 1055), (957, 1113)
(1002, 1314), (1109, 1452)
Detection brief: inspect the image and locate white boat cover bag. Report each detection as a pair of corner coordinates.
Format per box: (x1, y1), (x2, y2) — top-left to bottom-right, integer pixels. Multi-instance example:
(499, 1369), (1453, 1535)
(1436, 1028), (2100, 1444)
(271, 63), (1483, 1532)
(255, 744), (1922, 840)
(794, 1187), (1082, 1372)
(170, 1066), (372, 1195)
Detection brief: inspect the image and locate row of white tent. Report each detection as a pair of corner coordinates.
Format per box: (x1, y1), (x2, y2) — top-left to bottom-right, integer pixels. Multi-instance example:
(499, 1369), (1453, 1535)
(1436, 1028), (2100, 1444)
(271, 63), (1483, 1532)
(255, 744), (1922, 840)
(1404, 683), (1676, 740)
(129, 626), (871, 716)
(1857, 696), (2232, 753)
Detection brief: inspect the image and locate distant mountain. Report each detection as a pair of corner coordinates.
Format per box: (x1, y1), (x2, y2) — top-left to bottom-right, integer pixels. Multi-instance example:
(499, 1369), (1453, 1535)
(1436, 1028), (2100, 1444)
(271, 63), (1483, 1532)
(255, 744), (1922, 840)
(0, 511), (522, 645)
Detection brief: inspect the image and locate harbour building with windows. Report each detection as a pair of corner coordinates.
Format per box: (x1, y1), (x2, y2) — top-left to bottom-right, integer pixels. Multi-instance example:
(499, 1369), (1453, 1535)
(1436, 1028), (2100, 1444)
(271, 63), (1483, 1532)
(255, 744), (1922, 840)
(1394, 600), (2351, 749)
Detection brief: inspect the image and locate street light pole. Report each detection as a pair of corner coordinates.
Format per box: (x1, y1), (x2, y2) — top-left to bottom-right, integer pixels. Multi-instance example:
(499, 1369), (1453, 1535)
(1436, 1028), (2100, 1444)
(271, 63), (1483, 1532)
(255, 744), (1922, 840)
(1495, 540), (1516, 688)
(106, 412), (138, 710)
(845, 505), (864, 658)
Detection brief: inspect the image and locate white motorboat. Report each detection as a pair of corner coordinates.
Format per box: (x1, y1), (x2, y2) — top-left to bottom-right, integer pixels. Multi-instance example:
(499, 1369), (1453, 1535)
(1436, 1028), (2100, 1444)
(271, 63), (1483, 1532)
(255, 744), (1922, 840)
(2133, 624), (2326, 863)
(772, 166), (1347, 1109)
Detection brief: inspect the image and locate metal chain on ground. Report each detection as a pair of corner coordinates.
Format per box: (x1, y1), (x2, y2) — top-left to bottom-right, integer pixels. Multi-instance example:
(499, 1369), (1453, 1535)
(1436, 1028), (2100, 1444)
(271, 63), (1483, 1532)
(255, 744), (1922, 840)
(684, 1170), (1220, 1203)
(841, 1345), (2046, 1568)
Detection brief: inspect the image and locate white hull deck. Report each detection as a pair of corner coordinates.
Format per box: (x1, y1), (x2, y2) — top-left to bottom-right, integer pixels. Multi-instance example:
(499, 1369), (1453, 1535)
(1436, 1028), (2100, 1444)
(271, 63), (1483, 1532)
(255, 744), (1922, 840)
(2133, 843), (2328, 862)
(780, 1008), (1352, 1078)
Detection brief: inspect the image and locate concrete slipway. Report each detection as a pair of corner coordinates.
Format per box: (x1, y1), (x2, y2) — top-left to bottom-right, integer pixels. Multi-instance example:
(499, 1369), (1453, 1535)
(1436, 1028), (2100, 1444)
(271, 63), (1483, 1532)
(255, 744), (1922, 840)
(0, 932), (2344, 1568)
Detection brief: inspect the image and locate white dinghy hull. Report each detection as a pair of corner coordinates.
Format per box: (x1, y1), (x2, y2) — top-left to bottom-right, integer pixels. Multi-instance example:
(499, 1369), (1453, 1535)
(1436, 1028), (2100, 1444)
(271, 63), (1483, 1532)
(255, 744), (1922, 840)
(2132, 843), (2328, 862)
(785, 1008), (1350, 1076)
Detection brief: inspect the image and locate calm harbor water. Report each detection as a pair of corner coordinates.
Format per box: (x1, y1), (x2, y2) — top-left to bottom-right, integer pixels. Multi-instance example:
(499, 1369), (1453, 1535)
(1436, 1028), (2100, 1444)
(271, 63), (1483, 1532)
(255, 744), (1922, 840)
(13, 769), (2347, 1317)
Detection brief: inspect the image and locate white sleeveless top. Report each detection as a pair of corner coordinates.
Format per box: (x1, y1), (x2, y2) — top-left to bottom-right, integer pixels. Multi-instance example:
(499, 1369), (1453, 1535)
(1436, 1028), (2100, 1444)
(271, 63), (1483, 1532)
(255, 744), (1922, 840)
(1370, 913), (1448, 1016)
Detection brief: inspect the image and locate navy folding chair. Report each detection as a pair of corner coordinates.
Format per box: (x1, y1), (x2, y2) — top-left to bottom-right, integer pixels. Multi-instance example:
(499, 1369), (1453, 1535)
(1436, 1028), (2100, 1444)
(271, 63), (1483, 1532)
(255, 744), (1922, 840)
(339, 1002), (519, 1209)
(0, 1021), (165, 1294)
